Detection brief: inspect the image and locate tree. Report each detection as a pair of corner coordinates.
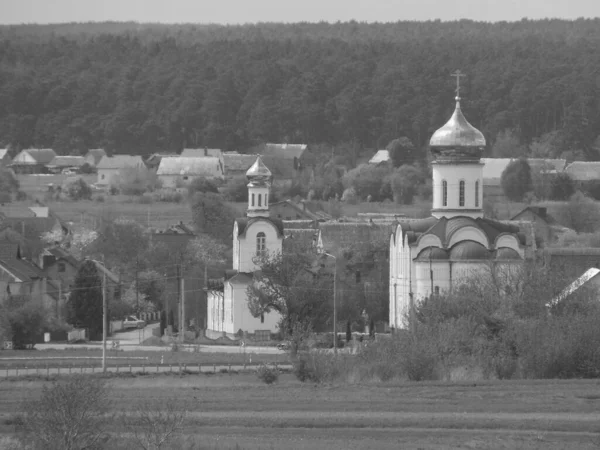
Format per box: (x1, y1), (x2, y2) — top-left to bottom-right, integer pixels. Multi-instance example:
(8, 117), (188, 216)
(67, 260), (104, 340)
(491, 129), (526, 158)
(386, 137), (420, 168)
(246, 248), (333, 335)
(1, 298), (47, 349)
(554, 191), (600, 233)
(500, 158), (532, 201)
(0, 169), (19, 194)
(389, 164), (426, 204)
(187, 177), (219, 197)
(66, 178), (92, 200)
(190, 192), (237, 244)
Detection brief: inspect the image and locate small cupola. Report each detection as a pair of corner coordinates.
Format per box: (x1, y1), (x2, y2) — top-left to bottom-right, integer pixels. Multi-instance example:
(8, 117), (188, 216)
(246, 156), (272, 218)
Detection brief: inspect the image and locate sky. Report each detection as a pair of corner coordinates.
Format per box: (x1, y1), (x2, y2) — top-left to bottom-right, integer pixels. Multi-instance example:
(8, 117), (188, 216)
(0, 0), (598, 24)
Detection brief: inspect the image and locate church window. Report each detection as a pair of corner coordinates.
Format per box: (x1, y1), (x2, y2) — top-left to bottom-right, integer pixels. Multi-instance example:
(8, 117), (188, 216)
(459, 180), (465, 207)
(251, 193), (255, 206)
(258, 194), (262, 207)
(475, 181), (479, 207)
(442, 180), (447, 206)
(261, 313), (265, 324)
(256, 232), (266, 256)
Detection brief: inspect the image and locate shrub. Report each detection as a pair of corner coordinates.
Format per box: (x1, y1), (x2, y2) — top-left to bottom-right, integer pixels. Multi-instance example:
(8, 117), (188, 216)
(501, 158), (532, 201)
(256, 364), (279, 384)
(0, 191), (11, 203)
(79, 162), (95, 174)
(292, 351), (348, 383)
(66, 178), (92, 200)
(138, 194), (153, 204)
(0, 168), (19, 193)
(155, 191), (183, 203)
(187, 177), (219, 197)
(95, 194), (105, 203)
(16, 191), (27, 201)
(19, 375), (111, 450)
(222, 177), (248, 202)
(115, 168), (161, 195)
(553, 191), (600, 233)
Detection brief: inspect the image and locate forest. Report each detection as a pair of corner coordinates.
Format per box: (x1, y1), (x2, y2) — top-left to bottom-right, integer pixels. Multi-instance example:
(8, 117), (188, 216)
(0, 19), (599, 159)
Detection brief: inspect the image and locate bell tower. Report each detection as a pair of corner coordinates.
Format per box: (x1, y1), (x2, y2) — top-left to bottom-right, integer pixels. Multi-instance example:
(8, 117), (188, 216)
(246, 156), (272, 218)
(429, 71), (486, 219)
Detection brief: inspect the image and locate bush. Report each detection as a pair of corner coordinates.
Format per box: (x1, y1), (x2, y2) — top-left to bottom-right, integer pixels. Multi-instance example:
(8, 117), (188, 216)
(2, 299), (47, 349)
(138, 194), (153, 204)
(16, 191), (27, 201)
(501, 158), (532, 201)
(0, 191), (11, 203)
(115, 168), (161, 195)
(95, 194), (105, 202)
(187, 177), (219, 196)
(222, 177), (248, 202)
(79, 162), (95, 174)
(256, 364), (279, 384)
(66, 178), (92, 200)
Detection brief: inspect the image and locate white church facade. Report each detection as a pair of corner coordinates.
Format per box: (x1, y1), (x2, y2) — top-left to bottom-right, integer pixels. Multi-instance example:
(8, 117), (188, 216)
(206, 157), (282, 337)
(389, 86), (528, 329)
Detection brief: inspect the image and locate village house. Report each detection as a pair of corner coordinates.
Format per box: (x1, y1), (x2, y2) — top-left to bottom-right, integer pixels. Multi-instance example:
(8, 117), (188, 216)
(510, 206), (556, 247)
(270, 199), (331, 221)
(96, 155), (146, 186)
(0, 149), (11, 167)
(47, 155), (85, 173)
(368, 149), (391, 165)
(181, 148), (223, 161)
(247, 143), (310, 185)
(9, 148), (57, 174)
(145, 152), (178, 170)
(564, 161), (600, 185)
(156, 156), (224, 189)
(84, 149), (106, 168)
(222, 153), (258, 180)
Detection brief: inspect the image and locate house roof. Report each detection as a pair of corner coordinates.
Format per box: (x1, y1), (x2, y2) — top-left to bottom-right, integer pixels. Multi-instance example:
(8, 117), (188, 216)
(565, 161), (600, 182)
(0, 205), (37, 218)
(282, 220), (320, 229)
(368, 150), (391, 164)
(511, 206), (556, 224)
(49, 156), (85, 167)
(223, 153), (258, 174)
(45, 246), (79, 268)
(0, 257), (44, 281)
(0, 241), (20, 259)
(22, 148), (57, 164)
(271, 199), (329, 221)
(481, 158), (514, 182)
(156, 156), (223, 177)
(85, 149), (106, 165)
(90, 260), (120, 284)
(528, 158), (567, 173)
(181, 148), (223, 158)
(252, 143), (307, 160)
(283, 228), (319, 252)
(0, 149), (9, 160)
(96, 155), (145, 170)
(227, 272), (253, 286)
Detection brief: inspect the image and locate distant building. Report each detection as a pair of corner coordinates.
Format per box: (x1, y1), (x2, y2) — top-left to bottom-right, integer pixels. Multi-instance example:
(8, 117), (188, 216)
(222, 153), (258, 179)
(145, 152), (178, 170)
(181, 148), (223, 160)
(0, 149), (11, 167)
(48, 156), (85, 172)
(510, 206), (556, 247)
(565, 161), (600, 183)
(248, 143), (309, 184)
(96, 155), (146, 186)
(156, 156), (224, 188)
(368, 149), (391, 165)
(270, 199), (331, 221)
(84, 149), (107, 167)
(10, 149), (57, 174)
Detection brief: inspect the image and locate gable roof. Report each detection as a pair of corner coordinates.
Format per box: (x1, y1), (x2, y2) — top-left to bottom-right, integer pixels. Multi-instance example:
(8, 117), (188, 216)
(181, 148), (223, 158)
(44, 246), (79, 268)
(252, 143), (307, 160)
(97, 155), (145, 170)
(223, 153), (258, 174)
(85, 149), (106, 165)
(0, 257), (44, 281)
(156, 156), (223, 177)
(369, 150), (391, 164)
(271, 199), (330, 221)
(0, 149), (9, 160)
(15, 148), (57, 165)
(284, 228), (319, 252)
(528, 158), (567, 173)
(235, 217), (284, 238)
(565, 161), (600, 182)
(49, 156), (85, 167)
(511, 206), (556, 224)
(91, 260), (120, 284)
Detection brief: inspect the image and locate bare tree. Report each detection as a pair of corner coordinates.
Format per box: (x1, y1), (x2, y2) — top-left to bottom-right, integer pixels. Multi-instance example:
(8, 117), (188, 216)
(121, 399), (188, 450)
(20, 375), (111, 450)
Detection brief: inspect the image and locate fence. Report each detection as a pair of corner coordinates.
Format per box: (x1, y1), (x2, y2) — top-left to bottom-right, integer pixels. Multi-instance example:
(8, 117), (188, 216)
(139, 312), (160, 322)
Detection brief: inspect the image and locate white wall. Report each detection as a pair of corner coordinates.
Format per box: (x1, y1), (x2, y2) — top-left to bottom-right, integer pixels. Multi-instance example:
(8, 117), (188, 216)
(97, 168), (117, 185)
(232, 283), (280, 334)
(432, 162), (483, 218)
(236, 220), (282, 273)
(12, 151), (37, 164)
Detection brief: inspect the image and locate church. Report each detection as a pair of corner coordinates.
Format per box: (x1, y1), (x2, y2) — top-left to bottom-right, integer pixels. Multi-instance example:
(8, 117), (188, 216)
(389, 86), (529, 329)
(205, 156), (283, 338)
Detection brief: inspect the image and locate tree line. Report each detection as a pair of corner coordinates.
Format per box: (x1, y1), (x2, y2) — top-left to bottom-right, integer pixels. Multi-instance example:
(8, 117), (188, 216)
(0, 19), (599, 159)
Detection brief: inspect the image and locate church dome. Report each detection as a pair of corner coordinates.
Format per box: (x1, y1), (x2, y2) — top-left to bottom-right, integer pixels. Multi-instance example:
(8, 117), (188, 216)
(449, 240), (489, 260)
(494, 247), (522, 260)
(429, 98), (486, 162)
(246, 156), (272, 184)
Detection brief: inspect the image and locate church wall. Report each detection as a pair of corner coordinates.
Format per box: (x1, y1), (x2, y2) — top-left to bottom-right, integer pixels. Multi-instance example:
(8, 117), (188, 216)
(432, 163), (483, 217)
(414, 261), (451, 300)
(206, 290), (226, 333)
(237, 221), (282, 273)
(451, 262), (491, 286)
(232, 284), (281, 335)
(389, 231), (414, 329)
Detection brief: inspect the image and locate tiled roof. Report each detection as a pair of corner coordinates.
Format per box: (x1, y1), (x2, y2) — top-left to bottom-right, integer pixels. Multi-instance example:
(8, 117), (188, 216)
(368, 150), (391, 164)
(282, 220), (320, 229)
(49, 156), (85, 167)
(156, 157), (223, 177)
(0, 257), (43, 281)
(21, 149), (57, 164)
(0, 241), (19, 259)
(96, 155), (145, 170)
(0, 149), (9, 160)
(528, 158), (567, 172)
(181, 148), (223, 158)
(565, 161), (600, 182)
(85, 149), (106, 165)
(45, 246), (79, 268)
(271, 199), (328, 221)
(223, 153), (258, 173)
(283, 228), (319, 252)
(90, 260), (120, 284)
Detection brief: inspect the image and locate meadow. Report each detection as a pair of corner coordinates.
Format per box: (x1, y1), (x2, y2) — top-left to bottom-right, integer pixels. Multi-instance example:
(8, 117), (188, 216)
(2, 374), (600, 449)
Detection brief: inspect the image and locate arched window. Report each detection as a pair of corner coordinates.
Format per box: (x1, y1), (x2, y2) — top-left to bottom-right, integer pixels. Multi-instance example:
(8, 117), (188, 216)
(251, 193), (255, 206)
(258, 194), (262, 207)
(459, 180), (465, 207)
(475, 180), (479, 207)
(442, 180), (448, 206)
(265, 193), (268, 206)
(256, 232), (266, 256)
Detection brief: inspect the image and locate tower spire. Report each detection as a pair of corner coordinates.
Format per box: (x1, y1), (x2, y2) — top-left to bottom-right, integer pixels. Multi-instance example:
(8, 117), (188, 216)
(451, 69), (465, 101)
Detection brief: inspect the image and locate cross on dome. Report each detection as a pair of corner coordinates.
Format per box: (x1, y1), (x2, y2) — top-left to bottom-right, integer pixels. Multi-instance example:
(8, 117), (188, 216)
(451, 69), (466, 101)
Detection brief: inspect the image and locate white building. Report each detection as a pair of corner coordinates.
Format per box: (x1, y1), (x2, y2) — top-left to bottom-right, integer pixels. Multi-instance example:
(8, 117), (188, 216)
(96, 155), (146, 186)
(156, 156), (224, 188)
(389, 91), (528, 329)
(206, 157), (282, 337)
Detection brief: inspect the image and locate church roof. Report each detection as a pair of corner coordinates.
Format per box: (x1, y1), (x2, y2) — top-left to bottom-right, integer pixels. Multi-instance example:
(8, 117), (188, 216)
(414, 246), (449, 261)
(318, 221), (395, 252)
(420, 216), (525, 247)
(449, 240), (489, 260)
(246, 156), (272, 182)
(429, 100), (486, 149)
(235, 217), (284, 237)
(495, 247), (522, 260)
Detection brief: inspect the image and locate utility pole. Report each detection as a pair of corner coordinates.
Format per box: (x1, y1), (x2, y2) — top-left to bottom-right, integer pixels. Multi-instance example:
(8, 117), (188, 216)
(323, 252), (337, 355)
(101, 257), (107, 373)
(135, 257), (139, 315)
(179, 255), (185, 344)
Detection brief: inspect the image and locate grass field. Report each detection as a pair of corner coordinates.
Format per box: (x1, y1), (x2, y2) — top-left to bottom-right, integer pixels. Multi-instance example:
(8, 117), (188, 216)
(2, 375), (600, 449)
(0, 349), (287, 369)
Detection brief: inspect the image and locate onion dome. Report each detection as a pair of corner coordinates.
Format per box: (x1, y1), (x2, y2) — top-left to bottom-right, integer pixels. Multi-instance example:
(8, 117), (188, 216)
(494, 247), (522, 260)
(415, 247), (449, 261)
(449, 240), (489, 260)
(246, 156), (272, 185)
(430, 98), (486, 162)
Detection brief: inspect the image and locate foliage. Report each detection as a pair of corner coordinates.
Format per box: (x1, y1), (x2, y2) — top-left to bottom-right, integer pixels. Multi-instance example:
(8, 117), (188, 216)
(66, 177), (92, 200)
(531, 168), (575, 201)
(0, 169), (19, 193)
(186, 177), (219, 197)
(256, 364), (279, 384)
(120, 399), (187, 450)
(386, 137), (420, 167)
(190, 192), (237, 244)
(114, 168), (161, 196)
(79, 162), (95, 174)
(389, 164), (426, 204)
(66, 260), (104, 340)
(19, 375), (111, 450)
(1, 298), (47, 349)
(341, 164), (391, 201)
(491, 129), (526, 158)
(500, 158), (532, 201)
(553, 191), (600, 233)
(221, 176), (248, 202)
